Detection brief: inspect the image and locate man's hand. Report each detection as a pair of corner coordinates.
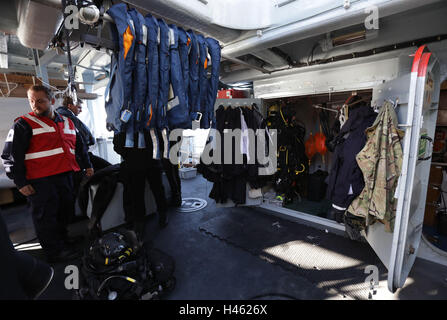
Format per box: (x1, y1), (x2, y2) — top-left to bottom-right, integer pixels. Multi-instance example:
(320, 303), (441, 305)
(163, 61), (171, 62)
(85, 168), (94, 178)
(19, 184), (36, 197)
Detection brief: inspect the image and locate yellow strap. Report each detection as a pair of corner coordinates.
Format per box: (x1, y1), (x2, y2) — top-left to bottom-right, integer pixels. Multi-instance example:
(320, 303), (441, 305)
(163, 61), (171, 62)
(279, 106), (287, 126)
(295, 164), (306, 175)
(126, 277), (136, 283)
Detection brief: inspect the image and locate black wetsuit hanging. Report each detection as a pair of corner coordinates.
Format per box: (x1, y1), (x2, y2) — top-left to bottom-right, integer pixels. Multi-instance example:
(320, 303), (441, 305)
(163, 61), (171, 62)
(198, 105), (271, 205)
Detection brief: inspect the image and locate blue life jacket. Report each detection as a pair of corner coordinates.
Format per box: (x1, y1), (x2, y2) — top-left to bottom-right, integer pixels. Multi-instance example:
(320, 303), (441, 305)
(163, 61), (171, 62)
(105, 3), (136, 134)
(157, 19), (171, 130)
(104, 55), (121, 133)
(196, 34), (209, 129)
(205, 37), (221, 129)
(127, 8), (147, 148)
(167, 25), (190, 130)
(144, 14), (160, 131)
(144, 14), (161, 159)
(178, 27), (198, 127)
(187, 31), (200, 126)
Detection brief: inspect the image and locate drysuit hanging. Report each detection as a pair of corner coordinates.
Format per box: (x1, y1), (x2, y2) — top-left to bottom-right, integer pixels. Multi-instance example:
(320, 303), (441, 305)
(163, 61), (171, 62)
(326, 96), (377, 212)
(198, 105), (271, 205)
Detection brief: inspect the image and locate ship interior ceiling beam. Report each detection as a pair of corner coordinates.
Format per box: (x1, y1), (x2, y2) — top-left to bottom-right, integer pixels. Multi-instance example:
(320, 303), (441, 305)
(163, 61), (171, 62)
(0, 66), (63, 79)
(0, 73), (67, 87)
(0, 71), (94, 97)
(222, 55), (271, 74)
(38, 49), (59, 66)
(0, 72), (68, 98)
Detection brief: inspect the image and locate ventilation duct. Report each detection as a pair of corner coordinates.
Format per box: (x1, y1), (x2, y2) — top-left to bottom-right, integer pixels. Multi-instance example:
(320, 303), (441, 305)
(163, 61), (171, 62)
(16, 0), (64, 50)
(251, 49), (289, 70)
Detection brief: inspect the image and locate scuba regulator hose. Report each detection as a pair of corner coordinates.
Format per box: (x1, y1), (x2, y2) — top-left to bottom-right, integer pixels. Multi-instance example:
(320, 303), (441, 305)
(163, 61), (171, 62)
(96, 275), (139, 298)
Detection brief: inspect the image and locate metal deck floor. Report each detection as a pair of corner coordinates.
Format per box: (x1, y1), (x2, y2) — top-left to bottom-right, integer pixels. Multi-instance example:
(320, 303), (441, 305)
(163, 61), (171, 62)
(2, 174), (447, 300)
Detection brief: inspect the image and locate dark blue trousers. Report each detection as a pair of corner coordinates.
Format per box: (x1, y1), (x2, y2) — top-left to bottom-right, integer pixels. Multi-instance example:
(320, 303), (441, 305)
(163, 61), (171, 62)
(27, 172), (75, 257)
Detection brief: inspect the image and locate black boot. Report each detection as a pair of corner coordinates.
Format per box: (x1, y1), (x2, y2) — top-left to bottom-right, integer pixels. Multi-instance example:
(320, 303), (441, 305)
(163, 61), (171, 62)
(132, 217), (147, 240)
(327, 207), (345, 223)
(158, 210), (169, 228)
(170, 193), (182, 207)
(344, 212), (365, 241)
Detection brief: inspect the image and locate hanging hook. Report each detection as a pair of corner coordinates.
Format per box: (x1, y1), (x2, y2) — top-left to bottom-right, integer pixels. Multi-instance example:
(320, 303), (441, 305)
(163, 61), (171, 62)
(385, 97), (399, 109)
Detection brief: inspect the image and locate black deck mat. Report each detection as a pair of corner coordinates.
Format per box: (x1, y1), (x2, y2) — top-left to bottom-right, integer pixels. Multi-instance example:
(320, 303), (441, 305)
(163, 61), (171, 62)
(199, 207), (388, 300)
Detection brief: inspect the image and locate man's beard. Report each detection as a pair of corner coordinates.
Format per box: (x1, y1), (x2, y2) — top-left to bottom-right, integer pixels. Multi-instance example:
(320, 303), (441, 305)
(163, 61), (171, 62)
(34, 108), (51, 117)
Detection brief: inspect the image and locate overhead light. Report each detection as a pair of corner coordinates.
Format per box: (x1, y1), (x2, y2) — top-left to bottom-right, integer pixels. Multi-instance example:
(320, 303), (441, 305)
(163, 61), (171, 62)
(332, 30), (366, 47)
(78, 5), (101, 25)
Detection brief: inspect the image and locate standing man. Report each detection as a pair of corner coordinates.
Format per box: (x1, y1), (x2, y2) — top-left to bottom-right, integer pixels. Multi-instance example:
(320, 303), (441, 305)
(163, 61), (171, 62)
(1, 85), (93, 263)
(56, 95), (111, 209)
(57, 95), (111, 171)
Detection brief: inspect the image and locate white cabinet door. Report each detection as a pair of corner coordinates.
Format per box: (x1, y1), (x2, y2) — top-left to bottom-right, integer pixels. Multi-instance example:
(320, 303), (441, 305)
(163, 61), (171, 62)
(366, 46), (441, 292)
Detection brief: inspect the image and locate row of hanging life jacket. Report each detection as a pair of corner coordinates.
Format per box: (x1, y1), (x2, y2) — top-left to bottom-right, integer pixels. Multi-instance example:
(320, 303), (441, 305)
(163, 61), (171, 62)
(105, 3), (221, 151)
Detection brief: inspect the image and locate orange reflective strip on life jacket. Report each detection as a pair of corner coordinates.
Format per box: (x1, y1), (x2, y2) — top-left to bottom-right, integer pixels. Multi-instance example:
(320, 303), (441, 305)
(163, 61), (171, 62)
(146, 104), (153, 127)
(123, 25), (134, 60)
(204, 58), (208, 69)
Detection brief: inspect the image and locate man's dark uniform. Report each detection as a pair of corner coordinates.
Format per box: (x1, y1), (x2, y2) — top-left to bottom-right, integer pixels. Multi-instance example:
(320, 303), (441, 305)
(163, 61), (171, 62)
(56, 106), (111, 171)
(1, 111), (92, 259)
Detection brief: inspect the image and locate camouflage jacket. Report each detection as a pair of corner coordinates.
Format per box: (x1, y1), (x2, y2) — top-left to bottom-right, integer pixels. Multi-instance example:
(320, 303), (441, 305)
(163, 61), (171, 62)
(347, 101), (404, 232)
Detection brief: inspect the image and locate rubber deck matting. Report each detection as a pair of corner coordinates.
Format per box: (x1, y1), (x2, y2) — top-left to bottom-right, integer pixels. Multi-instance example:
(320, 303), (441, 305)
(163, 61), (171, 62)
(199, 207), (388, 300)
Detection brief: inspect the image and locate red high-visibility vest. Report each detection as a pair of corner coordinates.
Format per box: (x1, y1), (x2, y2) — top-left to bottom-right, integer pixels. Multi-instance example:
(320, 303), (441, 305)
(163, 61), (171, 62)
(20, 112), (80, 180)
